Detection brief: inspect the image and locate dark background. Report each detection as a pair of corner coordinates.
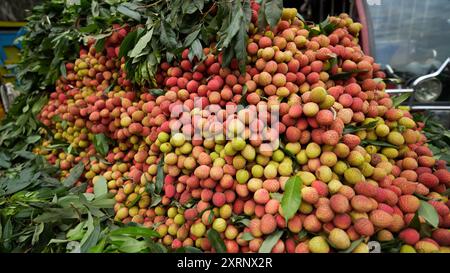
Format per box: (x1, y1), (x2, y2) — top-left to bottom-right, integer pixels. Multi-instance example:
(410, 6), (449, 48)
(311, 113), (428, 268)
(0, 0), (42, 22)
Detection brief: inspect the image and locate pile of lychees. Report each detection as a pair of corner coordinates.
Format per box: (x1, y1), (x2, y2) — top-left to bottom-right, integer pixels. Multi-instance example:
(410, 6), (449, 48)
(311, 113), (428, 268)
(35, 3), (449, 253)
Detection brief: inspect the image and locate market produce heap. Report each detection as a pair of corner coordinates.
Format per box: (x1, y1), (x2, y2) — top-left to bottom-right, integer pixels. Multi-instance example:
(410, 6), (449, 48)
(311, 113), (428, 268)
(34, 4), (450, 253)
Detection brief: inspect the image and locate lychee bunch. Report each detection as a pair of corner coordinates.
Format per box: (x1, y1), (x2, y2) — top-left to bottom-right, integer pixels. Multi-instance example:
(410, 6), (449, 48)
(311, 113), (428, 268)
(35, 4), (450, 254)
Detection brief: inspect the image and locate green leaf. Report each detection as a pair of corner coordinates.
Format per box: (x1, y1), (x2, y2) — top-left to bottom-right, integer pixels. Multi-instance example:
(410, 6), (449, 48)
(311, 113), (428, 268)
(221, 7), (242, 49)
(155, 158), (165, 194)
(408, 212), (421, 231)
(281, 176), (302, 222)
(418, 200), (439, 228)
(149, 88), (165, 97)
(0, 153), (11, 168)
(270, 192), (283, 202)
(93, 176), (108, 198)
(91, 0), (99, 17)
(207, 229), (226, 253)
(119, 30), (138, 58)
(95, 38), (106, 53)
(118, 237), (148, 253)
(26, 135), (41, 144)
(80, 218), (101, 253)
(259, 230), (283, 253)
(93, 133), (109, 156)
(79, 24), (97, 33)
(160, 20), (178, 50)
(176, 246), (202, 253)
(241, 232), (254, 241)
(184, 28), (201, 47)
(264, 0), (283, 27)
(257, 0), (268, 31)
(60, 62), (67, 78)
(339, 237), (365, 253)
(296, 13), (305, 22)
(62, 162), (85, 187)
(117, 4), (141, 21)
(109, 226), (160, 238)
(234, 27), (248, 73)
(188, 39), (204, 62)
(343, 120), (378, 134)
(89, 237), (106, 253)
(32, 96), (48, 114)
(361, 140), (398, 148)
(31, 223), (45, 246)
(392, 93), (411, 108)
(234, 218), (250, 227)
(146, 241), (168, 253)
(129, 28), (153, 58)
(442, 188), (450, 197)
(67, 222), (86, 241)
(100, 84), (114, 95)
(319, 17), (337, 35)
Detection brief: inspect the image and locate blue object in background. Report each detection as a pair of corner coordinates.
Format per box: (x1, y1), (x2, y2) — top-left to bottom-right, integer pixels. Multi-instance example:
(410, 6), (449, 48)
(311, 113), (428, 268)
(0, 27), (25, 65)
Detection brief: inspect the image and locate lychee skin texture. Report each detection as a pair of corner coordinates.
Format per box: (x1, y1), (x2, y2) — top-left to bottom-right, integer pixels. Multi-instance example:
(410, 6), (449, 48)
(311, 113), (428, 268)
(432, 228), (450, 246)
(330, 194), (349, 214)
(398, 195), (420, 213)
(308, 236), (330, 253)
(398, 228), (420, 245)
(354, 218), (375, 237)
(369, 210), (394, 229)
(328, 228), (351, 250)
(415, 240), (440, 253)
(260, 214), (277, 235)
(418, 173), (439, 188)
(351, 195), (373, 212)
(254, 188), (270, 204)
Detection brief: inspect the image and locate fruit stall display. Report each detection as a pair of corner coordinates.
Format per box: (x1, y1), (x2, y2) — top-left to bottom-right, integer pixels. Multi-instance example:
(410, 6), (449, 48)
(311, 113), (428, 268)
(0, 0), (449, 253)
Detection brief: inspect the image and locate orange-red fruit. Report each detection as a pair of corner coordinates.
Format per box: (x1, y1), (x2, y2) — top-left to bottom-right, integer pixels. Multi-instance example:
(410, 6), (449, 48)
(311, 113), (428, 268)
(330, 194), (349, 213)
(432, 228), (450, 246)
(434, 169), (450, 186)
(254, 188), (270, 204)
(354, 182), (378, 198)
(322, 130), (339, 146)
(354, 218), (375, 237)
(398, 228), (420, 245)
(260, 214), (277, 235)
(369, 210), (394, 229)
(316, 110), (334, 126)
(398, 195), (420, 213)
(351, 195), (373, 212)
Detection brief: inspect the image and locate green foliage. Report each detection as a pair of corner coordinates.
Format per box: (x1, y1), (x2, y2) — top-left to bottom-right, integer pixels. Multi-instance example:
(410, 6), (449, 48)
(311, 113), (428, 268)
(280, 176), (302, 222)
(413, 112), (450, 163)
(258, 230), (283, 253)
(0, 156), (114, 253)
(16, 0), (128, 94)
(119, 0), (282, 86)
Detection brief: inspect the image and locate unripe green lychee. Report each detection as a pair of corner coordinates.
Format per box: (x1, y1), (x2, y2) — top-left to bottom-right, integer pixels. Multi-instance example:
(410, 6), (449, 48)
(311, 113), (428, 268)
(308, 236), (330, 253)
(375, 124), (390, 137)
(352, 243), (369, 253)
(310, 87), (327, 103)
(190, 222), (206, 237)
(347, 151), (365, 167)
(306, 143), (321, 158)
(212, 218), (227, 233)
(328, 228), (351, 250)
(387, 131), (404, 146)
(344, 168), (364, 184)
